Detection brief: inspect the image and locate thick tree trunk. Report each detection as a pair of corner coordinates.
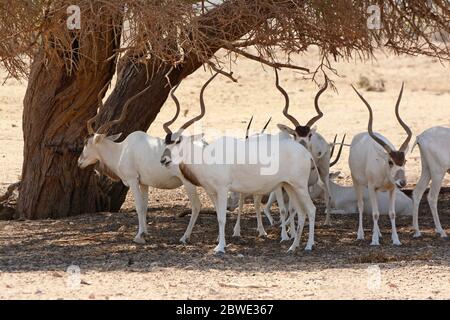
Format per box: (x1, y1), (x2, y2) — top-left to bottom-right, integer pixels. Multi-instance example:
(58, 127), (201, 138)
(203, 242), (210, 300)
(17, 13), (122, 219)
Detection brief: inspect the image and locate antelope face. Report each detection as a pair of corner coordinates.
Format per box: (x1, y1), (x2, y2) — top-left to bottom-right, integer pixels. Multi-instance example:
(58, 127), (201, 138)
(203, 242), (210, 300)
(78, 135), (101, 168)
(385, 151), (407, 188)
(160, 134), (183, 167)
(277, 124), (315, 150)
(78, 133), (122, 169)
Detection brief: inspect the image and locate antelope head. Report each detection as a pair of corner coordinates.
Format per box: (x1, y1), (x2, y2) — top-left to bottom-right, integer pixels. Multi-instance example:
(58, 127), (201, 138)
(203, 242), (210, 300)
(160, 72), (218, 167)
(275, 68), (328, 150)
(352, 83), (412, 188)
(78, 80), (151, 169)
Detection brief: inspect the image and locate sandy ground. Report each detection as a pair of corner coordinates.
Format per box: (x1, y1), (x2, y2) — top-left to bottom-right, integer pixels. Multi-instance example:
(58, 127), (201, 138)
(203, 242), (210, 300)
(0, 48), (449, 300)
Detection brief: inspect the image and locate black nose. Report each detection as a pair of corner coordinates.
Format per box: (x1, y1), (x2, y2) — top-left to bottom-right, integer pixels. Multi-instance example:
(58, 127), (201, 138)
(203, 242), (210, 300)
(397, 181), (406, 188)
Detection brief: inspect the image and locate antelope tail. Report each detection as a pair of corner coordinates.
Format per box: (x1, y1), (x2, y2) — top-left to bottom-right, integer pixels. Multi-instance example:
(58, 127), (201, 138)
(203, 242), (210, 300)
(411, 137), (419, 153)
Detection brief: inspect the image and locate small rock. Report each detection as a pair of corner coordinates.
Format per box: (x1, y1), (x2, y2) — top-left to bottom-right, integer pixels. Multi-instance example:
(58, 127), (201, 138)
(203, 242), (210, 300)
(118, 225), (127, 232)
(150, 261), (160, 267)
(88, 293), (96, 299)
(236, 254), (244, 259)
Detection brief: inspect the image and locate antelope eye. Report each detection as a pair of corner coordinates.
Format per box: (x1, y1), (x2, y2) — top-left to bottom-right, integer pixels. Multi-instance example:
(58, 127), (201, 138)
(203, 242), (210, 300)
(176, 140), (181, 145)
(388, 160), (394, 167)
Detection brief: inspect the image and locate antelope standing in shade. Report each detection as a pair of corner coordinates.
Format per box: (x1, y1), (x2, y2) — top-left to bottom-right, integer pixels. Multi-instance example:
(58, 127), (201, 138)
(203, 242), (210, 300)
(161, 71), (320, 254)
(412, 126), (449, 239)
(349, 83), (412, 246)
(78, 80), (203, 244)
(274, 69), (335, 225)
(309, 135), (413, 216)
(227, 116), (277, 238)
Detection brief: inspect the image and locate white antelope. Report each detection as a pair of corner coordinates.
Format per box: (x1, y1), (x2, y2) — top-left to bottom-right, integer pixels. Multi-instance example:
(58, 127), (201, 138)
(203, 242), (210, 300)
(412, 126), (449, 238)
(309, 136), (413, 216)
(349, 83), (412, 246)
(274, 69), (335, 225)
(78, 81), (202, 245)
(161, 71), (320, 254)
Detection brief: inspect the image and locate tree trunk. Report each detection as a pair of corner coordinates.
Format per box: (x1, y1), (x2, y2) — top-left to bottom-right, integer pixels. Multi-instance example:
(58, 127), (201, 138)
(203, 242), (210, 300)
(17, 13), (122, 219)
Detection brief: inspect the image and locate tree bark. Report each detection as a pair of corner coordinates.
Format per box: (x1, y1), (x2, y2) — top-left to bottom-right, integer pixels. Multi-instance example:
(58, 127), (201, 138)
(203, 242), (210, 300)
(17, 15), (122, 219)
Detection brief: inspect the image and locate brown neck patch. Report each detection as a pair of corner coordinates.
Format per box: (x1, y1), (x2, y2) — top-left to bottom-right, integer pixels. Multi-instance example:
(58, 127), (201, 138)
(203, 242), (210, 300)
(389, 151), (406, 166)
(179, 162), (202, 187)
(95, 162), (121, 181)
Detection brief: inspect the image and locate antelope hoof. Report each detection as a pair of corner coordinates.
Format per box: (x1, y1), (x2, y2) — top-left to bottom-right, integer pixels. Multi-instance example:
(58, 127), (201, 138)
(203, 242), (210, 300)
(287, 246), (296, 254)
(214, 245), (226, 255)
(370, 240), (380, 246)
(133, 236), (146, 244)
(179, 236), (189, 244)
(258, 230), (268, 238)
(392, 239), (402, 246)
(357, 230), (365, 240)
(413, 231), (422, 238)
(232, 231), (241, 238)
(304, 244), (313, 251)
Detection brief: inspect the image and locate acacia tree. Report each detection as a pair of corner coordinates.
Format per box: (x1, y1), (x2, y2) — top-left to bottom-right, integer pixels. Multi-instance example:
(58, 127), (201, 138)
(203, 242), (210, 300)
(0, 0), (448, 219)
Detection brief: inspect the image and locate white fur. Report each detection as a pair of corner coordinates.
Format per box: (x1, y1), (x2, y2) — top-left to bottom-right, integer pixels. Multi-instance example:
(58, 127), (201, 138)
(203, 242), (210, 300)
(163, 133), (317, 254)
(412, 126), (450, 238)
(309, 173), (413, 216)
(349, 132), (407, 246)
(78, 131), (201, 244)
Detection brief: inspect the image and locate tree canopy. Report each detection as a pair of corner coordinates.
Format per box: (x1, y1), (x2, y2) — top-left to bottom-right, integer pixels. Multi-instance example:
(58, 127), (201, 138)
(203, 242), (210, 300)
(1, 0), (449, 80)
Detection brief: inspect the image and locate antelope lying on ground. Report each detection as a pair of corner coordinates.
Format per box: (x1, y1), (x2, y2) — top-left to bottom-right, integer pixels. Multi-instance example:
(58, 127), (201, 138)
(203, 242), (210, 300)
(412, 126), (450, 238)
(349, 83), (412, 246)
(78, 81), (202, 245)
(161, 71), (320, 254)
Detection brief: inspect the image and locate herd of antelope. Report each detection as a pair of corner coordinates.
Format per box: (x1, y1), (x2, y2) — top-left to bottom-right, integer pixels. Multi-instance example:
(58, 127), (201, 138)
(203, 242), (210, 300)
(77, 67), (449, 254)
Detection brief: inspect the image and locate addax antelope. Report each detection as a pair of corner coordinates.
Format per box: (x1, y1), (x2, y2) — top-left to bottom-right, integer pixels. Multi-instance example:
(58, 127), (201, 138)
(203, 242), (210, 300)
(161, 71), (319, 254)
(78, 80), (202, 245)
(274, 69), (334, 225)
(412, 126), (450, 239)
(349, 83), (412, 246)
(309, 135), (413, 216)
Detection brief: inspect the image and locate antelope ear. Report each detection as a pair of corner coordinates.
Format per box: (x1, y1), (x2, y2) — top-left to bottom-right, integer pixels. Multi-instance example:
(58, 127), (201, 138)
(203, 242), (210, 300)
(93, 133), (106, 144)
(277, 124), (296, 136)
(107, 133), (122, 142)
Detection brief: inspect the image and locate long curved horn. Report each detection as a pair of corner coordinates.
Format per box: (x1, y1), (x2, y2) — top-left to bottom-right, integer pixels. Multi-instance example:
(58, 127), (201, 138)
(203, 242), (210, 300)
(97, 83), (152, 134)
(87, 80), (111, 134)
(275, 68), (300, 127)
(329, 134), (338, 158)
(261, 117), (272, 134)
(306, 75), (328, 127)
(163, 83), (181, 135)
(179, 72), (219, 131)
(351, 85), (393, 154)
(395, 83), (412, 152)
(245, 115), (254, 139)
(330, 134), (346, 168)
